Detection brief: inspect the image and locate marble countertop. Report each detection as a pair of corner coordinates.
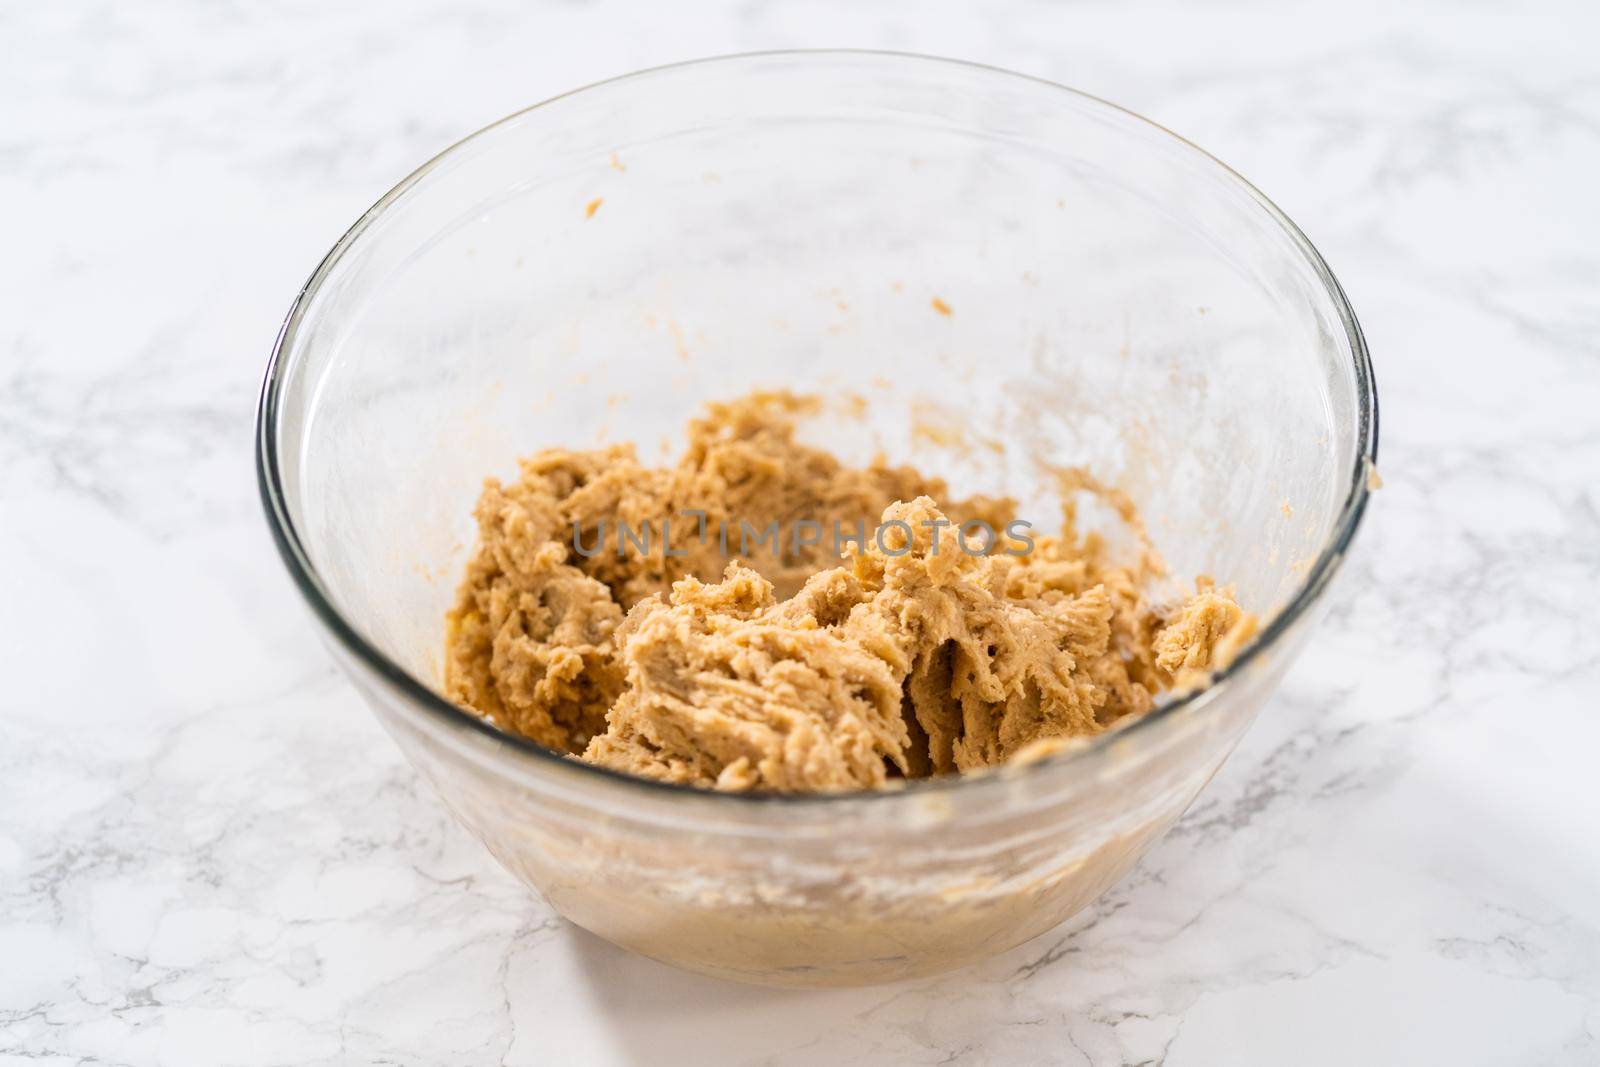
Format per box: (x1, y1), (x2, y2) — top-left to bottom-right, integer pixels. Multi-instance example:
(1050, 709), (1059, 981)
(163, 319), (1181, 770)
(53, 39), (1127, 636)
(4, 2), (1598, 1064)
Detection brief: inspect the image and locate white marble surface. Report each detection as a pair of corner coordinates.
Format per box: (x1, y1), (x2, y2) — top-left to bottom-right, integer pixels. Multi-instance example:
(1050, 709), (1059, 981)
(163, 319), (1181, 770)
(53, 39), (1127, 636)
(4, 2), (1598, 1064)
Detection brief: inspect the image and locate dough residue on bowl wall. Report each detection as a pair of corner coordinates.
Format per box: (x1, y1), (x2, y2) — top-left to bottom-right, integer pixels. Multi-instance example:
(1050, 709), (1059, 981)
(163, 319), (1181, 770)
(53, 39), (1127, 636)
(443, 391), (1255, 792)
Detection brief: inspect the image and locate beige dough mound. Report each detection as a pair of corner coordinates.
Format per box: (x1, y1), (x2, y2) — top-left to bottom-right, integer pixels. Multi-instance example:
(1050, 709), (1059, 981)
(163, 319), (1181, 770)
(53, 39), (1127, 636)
(445, 393), (1254, 792)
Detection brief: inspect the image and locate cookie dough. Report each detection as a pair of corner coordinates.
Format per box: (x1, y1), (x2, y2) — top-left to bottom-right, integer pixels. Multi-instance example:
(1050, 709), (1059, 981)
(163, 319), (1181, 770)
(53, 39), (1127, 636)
(445, 393), (1253, 792)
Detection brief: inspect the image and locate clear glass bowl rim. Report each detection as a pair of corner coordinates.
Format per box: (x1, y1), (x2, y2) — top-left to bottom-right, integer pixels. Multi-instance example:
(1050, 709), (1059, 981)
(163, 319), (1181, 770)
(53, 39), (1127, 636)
(254, 48), (1379, 812)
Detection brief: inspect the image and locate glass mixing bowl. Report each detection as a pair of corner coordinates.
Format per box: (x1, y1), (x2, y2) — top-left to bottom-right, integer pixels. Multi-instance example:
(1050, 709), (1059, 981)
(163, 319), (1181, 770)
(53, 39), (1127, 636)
(256, 51), (1376, 987)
